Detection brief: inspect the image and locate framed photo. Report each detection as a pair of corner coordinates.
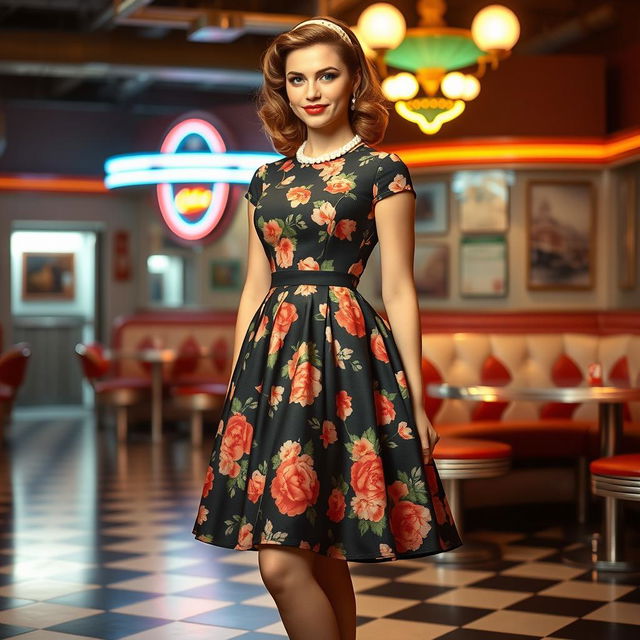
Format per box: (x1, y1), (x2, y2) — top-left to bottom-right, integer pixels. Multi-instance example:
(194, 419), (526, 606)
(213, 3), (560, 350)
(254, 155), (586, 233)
(618, 172), (637, 290)
(526, 180), (596, 290)
(452, 170), (512, 233)
(460, 235), (507, 297)
(210, 258), (242, 290)
(414, 242), (449, 297)
(414, 179), (449, 235)
(21, 252), (75, 301)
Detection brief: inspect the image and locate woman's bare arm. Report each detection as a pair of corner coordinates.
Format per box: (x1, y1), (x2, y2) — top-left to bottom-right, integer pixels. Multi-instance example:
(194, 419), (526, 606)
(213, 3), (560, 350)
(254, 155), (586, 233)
(375, 190), (440, 460)
(375, 191), (423, 412)
(226, 201), (273, 389)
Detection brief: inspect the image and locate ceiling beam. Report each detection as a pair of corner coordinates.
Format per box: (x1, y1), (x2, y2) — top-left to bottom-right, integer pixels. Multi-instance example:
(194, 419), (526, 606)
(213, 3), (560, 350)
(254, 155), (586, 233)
(0, 29), (265, 88)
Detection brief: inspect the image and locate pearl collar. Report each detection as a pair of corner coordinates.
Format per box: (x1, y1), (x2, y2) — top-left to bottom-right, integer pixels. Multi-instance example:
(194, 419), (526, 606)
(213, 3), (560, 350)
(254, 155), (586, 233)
(296, 134), (362, 165)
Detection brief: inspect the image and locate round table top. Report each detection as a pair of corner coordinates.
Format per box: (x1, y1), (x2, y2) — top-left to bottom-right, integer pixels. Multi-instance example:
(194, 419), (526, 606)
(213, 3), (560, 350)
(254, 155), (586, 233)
(426, 383), (640, 403)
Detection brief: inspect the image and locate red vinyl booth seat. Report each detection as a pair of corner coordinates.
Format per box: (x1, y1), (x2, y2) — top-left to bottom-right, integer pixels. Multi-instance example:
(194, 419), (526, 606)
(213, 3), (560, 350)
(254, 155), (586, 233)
(436, 419), (592, 458)
(111, 310), (236, 387)
(434, 437), (512, 460)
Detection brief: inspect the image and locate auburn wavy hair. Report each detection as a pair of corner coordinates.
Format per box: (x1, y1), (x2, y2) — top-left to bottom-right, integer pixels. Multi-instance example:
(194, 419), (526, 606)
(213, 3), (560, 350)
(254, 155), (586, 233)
(254, 16), (391, 157)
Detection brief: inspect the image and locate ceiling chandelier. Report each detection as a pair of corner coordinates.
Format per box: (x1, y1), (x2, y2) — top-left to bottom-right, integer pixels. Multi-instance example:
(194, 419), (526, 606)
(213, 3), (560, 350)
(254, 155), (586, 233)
(352, 0), (520, 135)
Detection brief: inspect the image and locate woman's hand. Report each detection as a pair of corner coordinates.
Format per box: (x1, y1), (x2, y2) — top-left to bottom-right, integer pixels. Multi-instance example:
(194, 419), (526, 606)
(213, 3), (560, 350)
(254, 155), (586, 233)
(414, 407), (440, 465)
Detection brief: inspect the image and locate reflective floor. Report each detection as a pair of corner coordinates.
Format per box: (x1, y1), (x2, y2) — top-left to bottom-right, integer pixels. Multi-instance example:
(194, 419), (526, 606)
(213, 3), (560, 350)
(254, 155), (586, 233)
(1, 409), (639, 639)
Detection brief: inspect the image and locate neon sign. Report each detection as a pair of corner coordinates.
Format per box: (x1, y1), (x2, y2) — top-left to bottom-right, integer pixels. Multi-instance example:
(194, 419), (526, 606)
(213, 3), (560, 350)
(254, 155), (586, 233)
(104, 116), (280, 241)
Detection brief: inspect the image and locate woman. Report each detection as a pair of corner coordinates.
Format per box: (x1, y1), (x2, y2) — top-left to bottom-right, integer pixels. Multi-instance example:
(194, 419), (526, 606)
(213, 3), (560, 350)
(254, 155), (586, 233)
(193, 16), (461, 640)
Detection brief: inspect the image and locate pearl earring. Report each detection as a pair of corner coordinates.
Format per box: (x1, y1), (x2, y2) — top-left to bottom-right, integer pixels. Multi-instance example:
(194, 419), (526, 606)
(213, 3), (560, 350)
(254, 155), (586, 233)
(350, 95), (356, 110)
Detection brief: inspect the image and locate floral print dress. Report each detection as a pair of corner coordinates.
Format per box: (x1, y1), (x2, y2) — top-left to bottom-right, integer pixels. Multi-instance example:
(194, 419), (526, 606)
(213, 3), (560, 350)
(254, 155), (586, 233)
(192, 140), (462, 562)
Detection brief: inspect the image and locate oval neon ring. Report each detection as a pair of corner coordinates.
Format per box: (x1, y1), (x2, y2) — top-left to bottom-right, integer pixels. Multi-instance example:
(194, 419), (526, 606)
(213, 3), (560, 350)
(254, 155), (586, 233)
(157, 118), (230, 241)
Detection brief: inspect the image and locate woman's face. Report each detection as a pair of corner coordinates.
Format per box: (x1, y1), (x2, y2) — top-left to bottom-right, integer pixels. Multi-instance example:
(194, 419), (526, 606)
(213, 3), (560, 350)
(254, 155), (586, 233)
(285, 43), (358, 132)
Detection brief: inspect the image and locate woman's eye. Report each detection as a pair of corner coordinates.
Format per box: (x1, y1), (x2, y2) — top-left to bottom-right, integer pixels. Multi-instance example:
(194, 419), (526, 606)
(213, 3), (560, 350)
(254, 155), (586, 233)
(289, 72), (336, 84)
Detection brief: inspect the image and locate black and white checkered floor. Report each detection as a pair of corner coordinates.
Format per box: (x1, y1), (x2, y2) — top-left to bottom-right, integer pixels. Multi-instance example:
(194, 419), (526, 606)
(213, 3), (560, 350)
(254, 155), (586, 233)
(1, 410), (639, 640)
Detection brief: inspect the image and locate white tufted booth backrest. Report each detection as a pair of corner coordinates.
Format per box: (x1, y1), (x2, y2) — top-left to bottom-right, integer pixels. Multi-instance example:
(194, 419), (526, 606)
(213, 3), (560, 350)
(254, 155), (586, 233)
(422, 332), (640, 424)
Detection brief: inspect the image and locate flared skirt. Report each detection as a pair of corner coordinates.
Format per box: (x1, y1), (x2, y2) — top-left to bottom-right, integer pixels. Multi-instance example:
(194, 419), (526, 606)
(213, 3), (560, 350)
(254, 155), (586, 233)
(192, 269), (462, 562)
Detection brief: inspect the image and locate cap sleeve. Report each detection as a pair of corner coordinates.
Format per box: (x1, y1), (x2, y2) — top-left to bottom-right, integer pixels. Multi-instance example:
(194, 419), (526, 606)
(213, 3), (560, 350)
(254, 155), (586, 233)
(244, 164), (267, 206)
(372, 152), (416, 204)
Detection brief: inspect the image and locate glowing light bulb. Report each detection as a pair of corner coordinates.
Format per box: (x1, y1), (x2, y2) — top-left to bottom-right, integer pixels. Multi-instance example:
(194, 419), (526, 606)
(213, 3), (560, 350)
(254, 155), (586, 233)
(357, 3), (406, 50)
(441, 72), (466, 99)
(471, 4), (520, 51)
(462, 75), (481, 100)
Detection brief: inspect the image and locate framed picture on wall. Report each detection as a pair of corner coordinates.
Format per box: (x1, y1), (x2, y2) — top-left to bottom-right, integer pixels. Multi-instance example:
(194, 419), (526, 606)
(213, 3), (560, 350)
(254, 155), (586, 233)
(452, 170), (512, 233)
(460, 235), (507, 297)
(526, 180), (596, 290)
(210, 258), (242, 290)
(414, 179), (449, 235)
(21, 252), (75, 301)
(414, 242), (449, 297)
(618, 172), (637, 290)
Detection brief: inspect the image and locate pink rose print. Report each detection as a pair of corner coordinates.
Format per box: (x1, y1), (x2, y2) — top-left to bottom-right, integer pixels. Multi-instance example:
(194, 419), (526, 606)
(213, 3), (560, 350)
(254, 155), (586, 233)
(270, 450), (320, 516)
(286, 186), (311, 207)
(390, 500), (432, 552)
(320, 420), (337, 448)
(247, 469), (266, 503)
(218, 413), (253, 478)
(336, 390), (353, 421)
(374, 390), (396, 425)
(202, 465), (214, 498)
(326, 488), (346, 522)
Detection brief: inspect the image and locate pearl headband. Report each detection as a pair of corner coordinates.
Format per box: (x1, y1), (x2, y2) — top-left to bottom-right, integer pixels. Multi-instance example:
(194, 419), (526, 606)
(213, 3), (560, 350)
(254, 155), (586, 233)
(290, 18), (352, 45)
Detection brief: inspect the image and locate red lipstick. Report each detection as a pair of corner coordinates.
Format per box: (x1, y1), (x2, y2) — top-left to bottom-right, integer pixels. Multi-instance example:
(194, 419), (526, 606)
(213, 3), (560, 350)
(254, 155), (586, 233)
(303, 105), (327, 114)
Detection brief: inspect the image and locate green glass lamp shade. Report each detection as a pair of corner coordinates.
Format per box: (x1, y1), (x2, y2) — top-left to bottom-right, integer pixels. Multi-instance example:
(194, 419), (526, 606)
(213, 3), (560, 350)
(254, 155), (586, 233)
(384, 28), (486, 73)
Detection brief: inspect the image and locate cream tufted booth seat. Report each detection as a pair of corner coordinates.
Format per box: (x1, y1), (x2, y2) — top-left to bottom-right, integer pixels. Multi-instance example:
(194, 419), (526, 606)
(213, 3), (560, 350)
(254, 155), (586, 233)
(418, 310), (640, 517)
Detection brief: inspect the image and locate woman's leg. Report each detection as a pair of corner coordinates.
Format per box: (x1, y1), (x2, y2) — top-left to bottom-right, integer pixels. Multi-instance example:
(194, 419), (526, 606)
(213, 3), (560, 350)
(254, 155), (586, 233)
(256, 544), (340, 640)
(312, 553), (357, 640)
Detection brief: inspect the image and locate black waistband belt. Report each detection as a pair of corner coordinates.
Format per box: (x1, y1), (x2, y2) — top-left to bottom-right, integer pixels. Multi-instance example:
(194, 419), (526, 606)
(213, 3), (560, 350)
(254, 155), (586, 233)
(270, 270), (360, 290)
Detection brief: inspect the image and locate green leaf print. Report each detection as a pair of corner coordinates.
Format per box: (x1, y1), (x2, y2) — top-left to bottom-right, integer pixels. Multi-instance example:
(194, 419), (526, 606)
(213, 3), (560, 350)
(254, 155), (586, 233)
(397, 468), (429, 505)
(237, 459), (248, 490)
(375, 317), (389, 339)
(271, 452), (281, 470)
(224, 514), (241, 536)
(320, 259), (335, 270)
(303, 439), (314, 457)
(369, 518), (386, 537)
(358, 518), (370, 535)
(262, 518), (289, 543)
(357, 153), (378, 167)
(361, 426), (380, 454)
(350, 359), (363, 372)
(306, 506), (317, 526)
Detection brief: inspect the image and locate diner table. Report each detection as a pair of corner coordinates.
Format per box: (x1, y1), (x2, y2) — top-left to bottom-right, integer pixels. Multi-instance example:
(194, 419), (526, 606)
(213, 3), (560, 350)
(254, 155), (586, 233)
(427, 383), (640, 571)
(108, 347), (212, 443)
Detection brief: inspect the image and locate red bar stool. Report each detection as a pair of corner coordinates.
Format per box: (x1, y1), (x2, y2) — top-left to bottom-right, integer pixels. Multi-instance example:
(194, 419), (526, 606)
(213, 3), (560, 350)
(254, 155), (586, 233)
(430, 436), (512, 564)
(586, 454), (640, 571)
(75, 343), (151, 441)
(171, 383), (226, 446)
(0, 342), (31, 437)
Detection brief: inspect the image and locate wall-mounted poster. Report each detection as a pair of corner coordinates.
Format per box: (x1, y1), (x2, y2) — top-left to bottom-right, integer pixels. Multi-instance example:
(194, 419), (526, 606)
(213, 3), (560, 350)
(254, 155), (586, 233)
(21, 252), (75, 301)
(210, 258), (242, 290)
(414, 179), (449, 235)
(526, 180), (596, 290)
(618, 172), (637, 290)
(452, 170), (513, 233)
(414, 242), (449, 297)
(460, 235), (507, 297)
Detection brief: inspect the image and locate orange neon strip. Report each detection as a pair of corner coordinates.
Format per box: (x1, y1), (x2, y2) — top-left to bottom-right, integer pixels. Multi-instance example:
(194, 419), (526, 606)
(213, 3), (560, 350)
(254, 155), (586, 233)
(384, 129), (640, 167)
(0, 175), (108, 193)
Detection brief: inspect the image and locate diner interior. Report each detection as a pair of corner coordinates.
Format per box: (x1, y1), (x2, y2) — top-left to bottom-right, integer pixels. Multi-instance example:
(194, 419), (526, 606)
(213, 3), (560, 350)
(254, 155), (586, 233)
(0, 1), (639, 639)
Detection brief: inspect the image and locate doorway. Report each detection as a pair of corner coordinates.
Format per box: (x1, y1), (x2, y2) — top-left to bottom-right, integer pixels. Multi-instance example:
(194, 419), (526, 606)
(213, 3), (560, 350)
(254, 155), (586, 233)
(10, 229), (99, 406)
